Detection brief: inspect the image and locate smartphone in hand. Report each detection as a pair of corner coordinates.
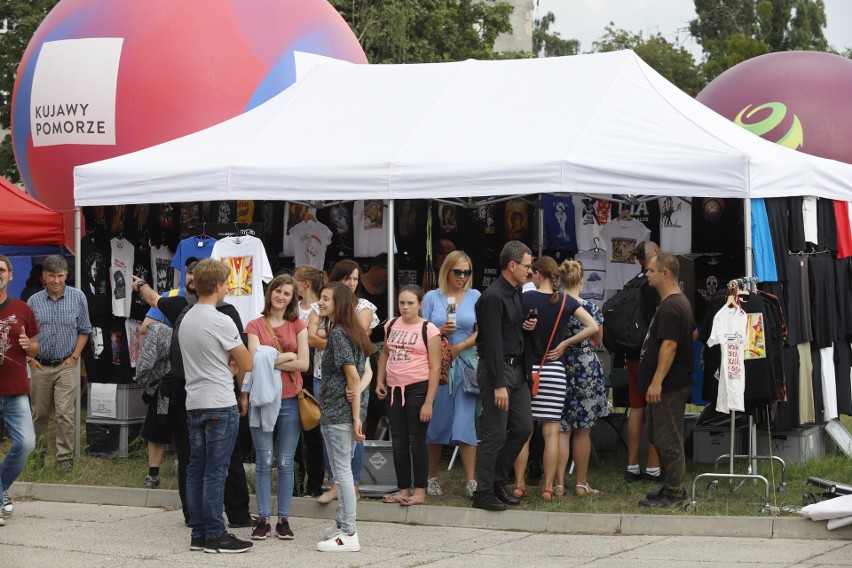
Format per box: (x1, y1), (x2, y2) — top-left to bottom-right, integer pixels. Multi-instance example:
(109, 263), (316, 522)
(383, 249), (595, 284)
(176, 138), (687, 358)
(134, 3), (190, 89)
(525, 308), (538, 321)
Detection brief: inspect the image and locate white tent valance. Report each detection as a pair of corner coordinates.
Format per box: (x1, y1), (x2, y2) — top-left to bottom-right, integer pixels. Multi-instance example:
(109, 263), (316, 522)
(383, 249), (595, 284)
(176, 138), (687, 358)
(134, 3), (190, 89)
(74, 50), (852, 205)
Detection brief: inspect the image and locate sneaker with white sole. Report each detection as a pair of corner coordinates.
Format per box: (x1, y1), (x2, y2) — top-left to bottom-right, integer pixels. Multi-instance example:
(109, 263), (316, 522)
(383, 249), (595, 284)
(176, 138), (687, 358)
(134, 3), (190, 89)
(251, 518), (271, 540)
(275, 519), (294, 540)
(3, 491), (13, 514)
(464, 479), (477, 498)
(0, 509), (5, 526)
(143, 475), (160, 489)
(427, 477), (443, 496)
(203, 532), (253, 553)
(317, 531), (360, 552)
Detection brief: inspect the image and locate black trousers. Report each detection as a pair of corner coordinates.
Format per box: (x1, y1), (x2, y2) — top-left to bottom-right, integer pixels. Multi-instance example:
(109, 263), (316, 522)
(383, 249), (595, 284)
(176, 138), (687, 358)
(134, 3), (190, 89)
(168, 393), (252, 524)
(474, 361), (532, 496)
(387, 382), (429, 490)
(300, 373), (326, 494)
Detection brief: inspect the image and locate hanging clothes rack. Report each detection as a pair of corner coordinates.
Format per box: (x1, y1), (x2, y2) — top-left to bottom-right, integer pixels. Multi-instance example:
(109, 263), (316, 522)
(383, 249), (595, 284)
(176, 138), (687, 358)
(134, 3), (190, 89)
(686, 276), (787, 515)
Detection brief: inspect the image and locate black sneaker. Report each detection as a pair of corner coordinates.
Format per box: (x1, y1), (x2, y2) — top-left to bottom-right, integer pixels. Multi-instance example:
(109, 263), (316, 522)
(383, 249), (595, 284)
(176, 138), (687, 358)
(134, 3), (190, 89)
(276, 519), (294, 540)
(642, 471), (662, 483)
(227, 515), (257, 528)
(190, 536), (205, 551)
(623, 470), (643, 483)
(645, 487), (687, 500)
(204, 532), (253, 553)
(251, 518), (271, 540)
(638, 490), (687, 508)
(144, 475), (160, 489)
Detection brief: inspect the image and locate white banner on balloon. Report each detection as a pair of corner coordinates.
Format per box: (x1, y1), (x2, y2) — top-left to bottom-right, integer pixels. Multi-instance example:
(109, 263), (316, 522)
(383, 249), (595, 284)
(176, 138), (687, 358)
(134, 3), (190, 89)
(30, 37), (123, 147)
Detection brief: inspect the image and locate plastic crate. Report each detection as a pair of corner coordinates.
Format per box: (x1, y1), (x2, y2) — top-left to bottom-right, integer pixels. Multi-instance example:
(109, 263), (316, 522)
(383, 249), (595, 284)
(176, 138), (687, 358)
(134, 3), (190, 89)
(757, 425), (824, 464)
(86, 418), (144, 458)
(692, 424), (746, 464)
(88, 383), (147, 421)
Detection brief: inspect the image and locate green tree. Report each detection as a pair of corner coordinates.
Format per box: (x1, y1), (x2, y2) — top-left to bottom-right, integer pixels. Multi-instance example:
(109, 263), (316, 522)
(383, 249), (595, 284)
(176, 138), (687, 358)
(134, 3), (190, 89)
(533, 11), (579, 58)
(690, 0), (828, 81)
(329, 0), (514, 64)
(590, 25), (705, 96)
(0, 0), (60, 183)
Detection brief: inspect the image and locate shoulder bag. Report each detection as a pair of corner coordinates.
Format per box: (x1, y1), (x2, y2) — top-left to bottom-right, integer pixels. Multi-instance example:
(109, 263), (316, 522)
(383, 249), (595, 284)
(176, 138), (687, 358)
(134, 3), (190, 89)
(263, 317), (321, 431)
(531, 294), (567, 397)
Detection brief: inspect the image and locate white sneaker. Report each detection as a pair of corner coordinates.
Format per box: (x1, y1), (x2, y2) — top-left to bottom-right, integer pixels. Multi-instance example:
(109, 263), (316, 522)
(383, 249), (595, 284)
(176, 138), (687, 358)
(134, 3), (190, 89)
(2, 491), (12, 514)
(317, 531), (360, 552)
(465, 479), (478, 498)
(0, 509), (5, 526)
(324, 521), (342, 539)
(427, 477), (443, 496)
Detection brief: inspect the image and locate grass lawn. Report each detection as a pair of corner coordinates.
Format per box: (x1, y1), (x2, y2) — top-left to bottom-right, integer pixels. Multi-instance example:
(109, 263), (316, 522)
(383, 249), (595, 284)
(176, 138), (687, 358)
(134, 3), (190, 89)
(4, 412), (851, 518)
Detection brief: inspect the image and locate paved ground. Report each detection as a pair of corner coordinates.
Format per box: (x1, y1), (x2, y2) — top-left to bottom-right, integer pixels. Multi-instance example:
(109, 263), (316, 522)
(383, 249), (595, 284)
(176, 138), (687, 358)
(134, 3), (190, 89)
(1, 484), (851, 567)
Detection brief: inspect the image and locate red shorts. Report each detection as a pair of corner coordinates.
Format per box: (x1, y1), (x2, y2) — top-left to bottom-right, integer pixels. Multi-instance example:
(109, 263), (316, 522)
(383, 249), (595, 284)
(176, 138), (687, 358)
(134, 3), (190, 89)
(626, 358), (646, 409)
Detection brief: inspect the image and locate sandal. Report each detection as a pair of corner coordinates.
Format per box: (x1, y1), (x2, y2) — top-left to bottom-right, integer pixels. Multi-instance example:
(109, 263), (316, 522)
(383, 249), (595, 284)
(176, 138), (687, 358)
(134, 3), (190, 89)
(541, 489), (554, 502)
(553, 485), (565, 497)
(512, 486), (529, 499)
(575, 483), (600, 496)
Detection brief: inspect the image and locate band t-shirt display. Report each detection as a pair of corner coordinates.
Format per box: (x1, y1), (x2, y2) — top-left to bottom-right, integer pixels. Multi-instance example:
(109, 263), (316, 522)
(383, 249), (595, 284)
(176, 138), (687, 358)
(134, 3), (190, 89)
(598, 217), (650, 291)
(707, 304), (748, 413)
(288, 219), (332, 268)
(542, 193), (577, 253)
(81, 235), (112, 319)
(110, 237), (134, 318)
(353, 200), (388, 257)
(172, 236), (216, 289)
(573, 195), (611, 251)
(150, 244), (176, 295)
(211, 235), (273, 327)
(129, 245), (153, 321)
(575, 249), (607, 308)
(658, 197), (692, 254)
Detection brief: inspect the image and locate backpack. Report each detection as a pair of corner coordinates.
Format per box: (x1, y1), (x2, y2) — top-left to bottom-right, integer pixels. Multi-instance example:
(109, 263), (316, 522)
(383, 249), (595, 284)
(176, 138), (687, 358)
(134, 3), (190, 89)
(386, 317), (451, 385)
(602, 274), (649, 353)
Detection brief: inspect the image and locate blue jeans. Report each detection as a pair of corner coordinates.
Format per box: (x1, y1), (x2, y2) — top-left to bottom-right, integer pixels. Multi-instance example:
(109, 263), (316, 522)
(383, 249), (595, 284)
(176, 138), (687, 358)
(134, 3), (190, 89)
(314, 379), (363, 484)
(0, 395), (36, 494)
(186, 406), (239, 540)
(250, 397), (300, 519)
(321, 423), (358, 535)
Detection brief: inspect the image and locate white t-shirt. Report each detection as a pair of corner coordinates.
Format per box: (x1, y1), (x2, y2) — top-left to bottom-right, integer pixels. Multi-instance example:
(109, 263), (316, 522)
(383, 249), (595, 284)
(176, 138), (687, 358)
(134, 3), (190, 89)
(599, 217), (650, 291)
(179, 304), (243, 411)
(659, 197), (692, 254)
(110, 237), (134, 317)
(289, 220), (332, 268)
(802, 196), (818, 244)
(124, 319), (144, 368)
(575, 249), (607, 308)
(150, 245), (176, 295)
(353, 200), (388, 257)
(211, 235), (273, 328)
(282, 204), (318, 257)
(707, 305), (747, 413)
(573, 195), (612, 251)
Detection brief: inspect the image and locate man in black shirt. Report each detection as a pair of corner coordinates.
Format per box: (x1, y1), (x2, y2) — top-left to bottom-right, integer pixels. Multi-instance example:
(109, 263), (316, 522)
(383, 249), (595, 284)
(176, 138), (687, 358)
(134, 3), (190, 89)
(472, 241), (537, 511)
(637, 253), (695, 508)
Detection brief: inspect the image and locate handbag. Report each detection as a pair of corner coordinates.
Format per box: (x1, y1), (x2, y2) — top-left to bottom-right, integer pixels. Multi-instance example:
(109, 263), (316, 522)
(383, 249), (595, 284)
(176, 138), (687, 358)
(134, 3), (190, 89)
(263, 317), (321, 431)
(531, 294), (567, 397)
(462, 366), (480, 395)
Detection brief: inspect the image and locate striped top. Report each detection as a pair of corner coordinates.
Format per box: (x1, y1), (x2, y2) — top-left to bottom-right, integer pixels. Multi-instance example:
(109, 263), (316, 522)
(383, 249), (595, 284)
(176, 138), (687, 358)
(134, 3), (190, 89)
(27, 286), (92, 360)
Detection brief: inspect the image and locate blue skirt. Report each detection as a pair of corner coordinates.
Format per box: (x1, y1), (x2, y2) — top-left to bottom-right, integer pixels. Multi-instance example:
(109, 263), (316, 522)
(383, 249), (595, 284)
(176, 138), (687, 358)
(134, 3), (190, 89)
(426, 362), (478, 446)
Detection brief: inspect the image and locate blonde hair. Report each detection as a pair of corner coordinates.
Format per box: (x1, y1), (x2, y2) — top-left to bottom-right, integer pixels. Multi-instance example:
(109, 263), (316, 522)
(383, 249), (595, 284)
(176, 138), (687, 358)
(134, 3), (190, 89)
(293, 265), (324, 293)
(437, 250), (474, 293)
(558, 259), (584, 290)
(192, 259), (231, 296)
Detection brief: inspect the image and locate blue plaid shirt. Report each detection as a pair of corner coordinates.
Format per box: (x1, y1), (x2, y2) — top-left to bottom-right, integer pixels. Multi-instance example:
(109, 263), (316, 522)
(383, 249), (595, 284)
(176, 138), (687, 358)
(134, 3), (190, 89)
(27, 286), (92, 360)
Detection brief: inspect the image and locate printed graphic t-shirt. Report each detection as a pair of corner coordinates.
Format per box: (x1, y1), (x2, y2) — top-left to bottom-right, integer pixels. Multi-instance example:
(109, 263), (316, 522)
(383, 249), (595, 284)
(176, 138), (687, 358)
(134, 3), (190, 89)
(288, 220), (333, 269)
(110, 237), (134, 318)
(599, 218), (650, 291)
(211, 235), (273, 328)
(706, 305), (748, 413)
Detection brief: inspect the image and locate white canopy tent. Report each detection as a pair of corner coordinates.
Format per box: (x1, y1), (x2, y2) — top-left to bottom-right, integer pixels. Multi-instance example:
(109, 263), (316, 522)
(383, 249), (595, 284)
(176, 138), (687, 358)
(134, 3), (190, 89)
(74, 49), (852, 205)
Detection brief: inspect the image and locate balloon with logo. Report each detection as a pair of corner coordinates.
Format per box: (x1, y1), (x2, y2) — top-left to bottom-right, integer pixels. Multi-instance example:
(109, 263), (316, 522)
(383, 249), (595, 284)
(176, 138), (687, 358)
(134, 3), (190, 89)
(11, 0), (367, 248)
(697, 51), (852, 163)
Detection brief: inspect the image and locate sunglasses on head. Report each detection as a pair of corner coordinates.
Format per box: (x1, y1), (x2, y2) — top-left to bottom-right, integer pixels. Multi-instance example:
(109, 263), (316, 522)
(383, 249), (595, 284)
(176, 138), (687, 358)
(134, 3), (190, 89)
(451, 269), (472, 278)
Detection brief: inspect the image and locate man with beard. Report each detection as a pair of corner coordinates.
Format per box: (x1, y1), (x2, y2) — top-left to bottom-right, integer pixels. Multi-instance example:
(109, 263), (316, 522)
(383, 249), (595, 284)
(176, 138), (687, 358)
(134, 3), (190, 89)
(133, 258), (254, 529)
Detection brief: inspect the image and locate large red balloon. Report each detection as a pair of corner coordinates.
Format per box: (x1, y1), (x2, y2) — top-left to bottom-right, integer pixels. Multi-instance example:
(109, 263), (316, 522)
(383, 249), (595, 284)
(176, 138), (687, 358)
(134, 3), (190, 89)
(12, 0), (367, 249)
(698, 51), (852, 164)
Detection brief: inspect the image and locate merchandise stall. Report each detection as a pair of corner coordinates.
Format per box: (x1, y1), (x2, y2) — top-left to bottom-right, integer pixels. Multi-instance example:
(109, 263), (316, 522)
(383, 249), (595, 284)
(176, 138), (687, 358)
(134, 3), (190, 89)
(73, 50), (852, 457)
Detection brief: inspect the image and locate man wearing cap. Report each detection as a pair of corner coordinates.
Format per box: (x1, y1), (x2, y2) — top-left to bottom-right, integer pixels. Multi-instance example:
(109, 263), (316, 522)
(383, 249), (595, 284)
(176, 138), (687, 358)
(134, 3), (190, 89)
(27, 255), (91, 472)
(133, 260), (254, 529)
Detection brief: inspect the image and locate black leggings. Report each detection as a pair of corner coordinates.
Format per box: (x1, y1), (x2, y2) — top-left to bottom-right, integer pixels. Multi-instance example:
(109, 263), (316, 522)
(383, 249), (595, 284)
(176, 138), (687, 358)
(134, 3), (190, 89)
(387, 381), (429, 490)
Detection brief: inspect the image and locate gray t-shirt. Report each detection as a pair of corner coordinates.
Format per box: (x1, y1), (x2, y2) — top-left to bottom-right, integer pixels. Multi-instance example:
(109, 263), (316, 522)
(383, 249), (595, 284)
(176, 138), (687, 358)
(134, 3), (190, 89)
(179, 303), (243, 411)
(320, 326), (367, 425)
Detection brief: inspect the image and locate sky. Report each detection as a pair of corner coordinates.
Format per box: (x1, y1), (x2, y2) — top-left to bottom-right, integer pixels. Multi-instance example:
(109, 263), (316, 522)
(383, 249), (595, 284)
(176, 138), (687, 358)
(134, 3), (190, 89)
(536, 0), (852, 58)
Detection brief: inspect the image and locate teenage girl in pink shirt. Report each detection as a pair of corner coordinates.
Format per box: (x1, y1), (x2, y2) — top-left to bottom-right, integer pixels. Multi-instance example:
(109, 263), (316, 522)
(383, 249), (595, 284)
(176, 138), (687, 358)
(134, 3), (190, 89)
(375, 284), (442, 506)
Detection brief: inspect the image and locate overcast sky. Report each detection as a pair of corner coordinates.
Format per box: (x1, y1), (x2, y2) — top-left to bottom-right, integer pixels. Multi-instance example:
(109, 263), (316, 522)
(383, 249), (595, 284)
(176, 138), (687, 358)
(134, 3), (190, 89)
(536, 0), (852, 58)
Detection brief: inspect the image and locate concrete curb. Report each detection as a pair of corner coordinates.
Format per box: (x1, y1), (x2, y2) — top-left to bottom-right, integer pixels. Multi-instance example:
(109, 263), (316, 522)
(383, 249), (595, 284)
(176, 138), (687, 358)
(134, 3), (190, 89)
(9, 482), (852, 540)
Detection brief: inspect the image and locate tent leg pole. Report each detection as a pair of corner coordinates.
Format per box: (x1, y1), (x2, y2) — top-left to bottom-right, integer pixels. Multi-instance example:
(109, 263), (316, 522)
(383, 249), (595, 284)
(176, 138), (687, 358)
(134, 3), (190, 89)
(74, 206), (82, 460)
(387, 199), (395, 321)
(744, 198), (753, 278)
(537, 194), (544, 257)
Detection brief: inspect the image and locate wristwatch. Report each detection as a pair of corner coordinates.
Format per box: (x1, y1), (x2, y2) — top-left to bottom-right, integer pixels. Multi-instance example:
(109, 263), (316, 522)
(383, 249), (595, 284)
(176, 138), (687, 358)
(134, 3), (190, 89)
(134, 280), (145, 292)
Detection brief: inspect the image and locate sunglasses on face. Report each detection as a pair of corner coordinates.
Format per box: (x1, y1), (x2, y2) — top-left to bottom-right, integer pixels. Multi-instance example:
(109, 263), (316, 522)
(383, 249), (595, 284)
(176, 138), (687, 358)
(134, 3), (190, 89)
(451, 269), (472, 278)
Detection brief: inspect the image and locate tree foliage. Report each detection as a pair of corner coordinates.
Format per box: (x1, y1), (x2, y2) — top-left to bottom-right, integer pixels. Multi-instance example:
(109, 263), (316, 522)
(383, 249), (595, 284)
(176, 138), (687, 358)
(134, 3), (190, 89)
(591, 25), (705, 96)
(329, 0), (514, 64)
(0, 0), (60, 183)
(533, 11), (579, 58)
(690, 0), (828, 81)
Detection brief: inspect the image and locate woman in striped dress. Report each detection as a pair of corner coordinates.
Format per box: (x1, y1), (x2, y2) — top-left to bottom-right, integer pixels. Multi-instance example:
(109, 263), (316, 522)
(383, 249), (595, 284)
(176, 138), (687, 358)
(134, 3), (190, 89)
(513, 256), (598, 500)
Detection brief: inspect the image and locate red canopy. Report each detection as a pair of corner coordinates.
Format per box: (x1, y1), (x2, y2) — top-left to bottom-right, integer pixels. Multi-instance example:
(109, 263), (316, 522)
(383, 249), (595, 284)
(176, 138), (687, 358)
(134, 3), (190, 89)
(0, 176), (66, 246)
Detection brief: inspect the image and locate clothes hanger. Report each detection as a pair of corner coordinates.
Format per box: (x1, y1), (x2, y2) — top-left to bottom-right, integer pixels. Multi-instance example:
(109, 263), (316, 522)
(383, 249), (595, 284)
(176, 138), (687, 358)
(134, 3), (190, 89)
(233, 222), (242, 244)
(590, 237), (604, 253)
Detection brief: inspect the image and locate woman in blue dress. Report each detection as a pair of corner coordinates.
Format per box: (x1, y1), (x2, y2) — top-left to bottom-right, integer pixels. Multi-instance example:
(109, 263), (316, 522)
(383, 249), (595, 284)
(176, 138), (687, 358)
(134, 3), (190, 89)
(422, 251), (481, 498)
(556, 260), (608, 496)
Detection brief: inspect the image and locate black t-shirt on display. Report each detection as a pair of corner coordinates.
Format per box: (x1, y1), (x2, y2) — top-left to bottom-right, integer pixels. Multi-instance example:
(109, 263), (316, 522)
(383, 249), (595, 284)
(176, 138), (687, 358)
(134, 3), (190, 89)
(808, 255), (839, 348)
(129, 245), (153, 321)
(637, 293), (695, 395)
(692, 198), (744, 256)
(817, 198), (838, 254)
(693, 254), (740, 325)
(81, 235), (112, 319)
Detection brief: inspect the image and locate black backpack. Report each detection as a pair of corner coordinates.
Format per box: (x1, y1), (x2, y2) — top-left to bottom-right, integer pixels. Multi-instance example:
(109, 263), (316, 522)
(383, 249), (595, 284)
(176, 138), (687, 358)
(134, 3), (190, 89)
(602, 273), (649, 353)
